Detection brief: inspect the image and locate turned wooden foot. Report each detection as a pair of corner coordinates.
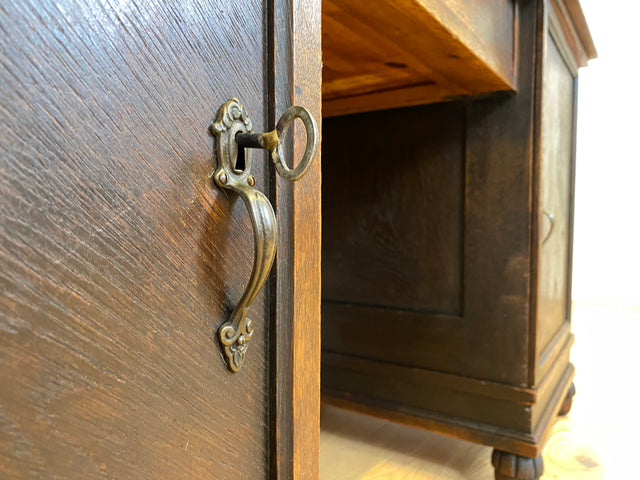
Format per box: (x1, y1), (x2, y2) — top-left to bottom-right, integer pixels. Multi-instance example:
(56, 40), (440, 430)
(558, 382), (576, 416)
(492, 450), (543, 480)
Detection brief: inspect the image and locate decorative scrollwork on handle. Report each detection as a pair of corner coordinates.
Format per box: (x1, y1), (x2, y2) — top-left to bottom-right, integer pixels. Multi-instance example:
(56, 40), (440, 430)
(215, 184), (276, 372)
(210, 98), (318, 372)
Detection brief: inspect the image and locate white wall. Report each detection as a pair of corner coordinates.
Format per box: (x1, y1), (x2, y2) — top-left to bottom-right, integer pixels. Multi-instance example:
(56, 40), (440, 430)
(572, 0), (640, 306)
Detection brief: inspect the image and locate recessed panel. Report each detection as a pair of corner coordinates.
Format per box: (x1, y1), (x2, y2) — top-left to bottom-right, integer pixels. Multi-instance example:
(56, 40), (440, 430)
(536, 32), (576, 366)
(322, 103), (465, 315)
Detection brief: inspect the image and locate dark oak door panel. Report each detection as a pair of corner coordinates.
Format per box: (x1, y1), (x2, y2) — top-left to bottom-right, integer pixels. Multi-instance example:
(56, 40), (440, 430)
(322, 103), (465, 316)
(0, 1), (280, 478)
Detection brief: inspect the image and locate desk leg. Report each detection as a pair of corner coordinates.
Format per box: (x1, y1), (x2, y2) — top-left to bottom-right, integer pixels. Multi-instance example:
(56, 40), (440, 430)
(558, 382), (576, 416)
(492, 450), (543, 480)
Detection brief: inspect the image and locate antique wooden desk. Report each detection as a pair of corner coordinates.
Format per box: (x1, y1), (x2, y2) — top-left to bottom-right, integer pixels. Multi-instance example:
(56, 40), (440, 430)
(0, 1), (595, 478)
(321, 1), (596, 479)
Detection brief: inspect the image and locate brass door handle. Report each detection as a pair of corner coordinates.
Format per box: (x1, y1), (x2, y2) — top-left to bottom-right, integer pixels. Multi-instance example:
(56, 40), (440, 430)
(210, 98), (318, 372)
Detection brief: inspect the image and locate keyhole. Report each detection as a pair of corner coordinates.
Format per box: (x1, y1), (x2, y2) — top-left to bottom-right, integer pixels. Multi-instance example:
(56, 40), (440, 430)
(235, 145), (246, 172)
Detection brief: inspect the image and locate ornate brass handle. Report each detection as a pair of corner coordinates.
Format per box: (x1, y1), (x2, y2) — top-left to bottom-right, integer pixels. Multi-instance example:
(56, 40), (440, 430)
(210, 98), (318, 372)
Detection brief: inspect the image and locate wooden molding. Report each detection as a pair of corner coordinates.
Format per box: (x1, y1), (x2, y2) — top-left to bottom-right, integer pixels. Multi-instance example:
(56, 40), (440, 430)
(550, 0), (597, 68)
(322, 354), (575, 458)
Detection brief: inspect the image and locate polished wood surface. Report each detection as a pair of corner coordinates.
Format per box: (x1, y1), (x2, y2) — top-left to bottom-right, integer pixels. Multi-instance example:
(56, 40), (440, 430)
(322, 0), (516, 117)
(276, 0), (323, 477)
(0, 1), (268, 477)
(0, 0), (322, 478)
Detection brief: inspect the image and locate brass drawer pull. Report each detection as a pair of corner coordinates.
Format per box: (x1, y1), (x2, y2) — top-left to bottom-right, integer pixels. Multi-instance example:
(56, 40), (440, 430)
(210, 98), (318, 372)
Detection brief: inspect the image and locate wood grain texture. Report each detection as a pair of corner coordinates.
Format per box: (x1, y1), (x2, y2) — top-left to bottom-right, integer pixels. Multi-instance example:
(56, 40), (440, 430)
(271, 0), (322, 479)
(0, 0), (277, 478)
(291, 0), (322, 477)
(322, 0), (516, 116)
(534, 30), (576, 380)
(322, 103), (465, 315)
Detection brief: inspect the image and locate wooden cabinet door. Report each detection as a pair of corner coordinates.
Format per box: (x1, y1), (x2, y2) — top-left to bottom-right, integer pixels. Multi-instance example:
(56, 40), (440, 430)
(0, 1), (320, 478)
(534, 26), (577, 383)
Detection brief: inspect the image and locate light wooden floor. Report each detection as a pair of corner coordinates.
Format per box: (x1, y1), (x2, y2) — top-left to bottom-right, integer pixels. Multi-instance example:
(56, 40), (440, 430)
(320, 302), (640, 479)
